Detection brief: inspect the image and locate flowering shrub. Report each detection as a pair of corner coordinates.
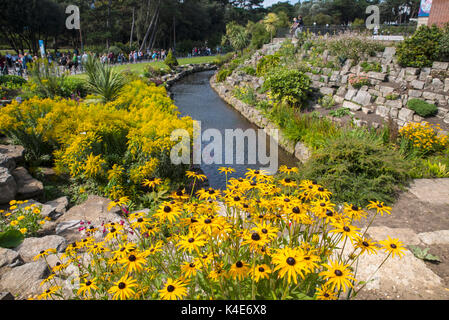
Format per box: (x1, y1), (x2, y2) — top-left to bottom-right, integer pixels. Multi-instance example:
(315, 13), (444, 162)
(264, 69), (311, 108)
(348, 75), (370, 89)
(34, 167), (405, 300)
(399, 122), (449, 155)
(0, 80), (193, 201)
(0, 200), (49, 248)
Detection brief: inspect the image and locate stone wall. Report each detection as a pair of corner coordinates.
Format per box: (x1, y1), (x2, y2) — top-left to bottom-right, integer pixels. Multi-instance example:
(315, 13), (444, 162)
(303, 47), (449, 131)
(209, 73), (311, 163)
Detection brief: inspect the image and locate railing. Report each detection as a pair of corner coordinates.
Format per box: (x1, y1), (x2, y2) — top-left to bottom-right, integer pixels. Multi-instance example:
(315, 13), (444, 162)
(280, 24), (417, 38)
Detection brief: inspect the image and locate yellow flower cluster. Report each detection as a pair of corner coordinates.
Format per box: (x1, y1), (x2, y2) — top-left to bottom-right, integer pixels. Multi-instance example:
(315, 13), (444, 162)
(0, 200), (48, 236)
(34, 168), (405, 301)
(399, 122), (449, 153)
(0, 80), (193, 199)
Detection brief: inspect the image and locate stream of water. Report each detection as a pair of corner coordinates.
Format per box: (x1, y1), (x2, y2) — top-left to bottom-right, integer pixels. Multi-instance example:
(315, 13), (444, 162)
(171, 70), (299, 190)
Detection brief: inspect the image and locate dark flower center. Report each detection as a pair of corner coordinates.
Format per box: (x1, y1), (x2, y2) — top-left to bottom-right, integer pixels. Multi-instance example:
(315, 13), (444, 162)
(233, 196), (241, 202)
(167, 285), (175, 292)
(164, 206), (172, 213)
(324, 293), (329, 297)
(128, 255), (136, 262)
(208, 190), (215, 194)
(390, 244), (397, 249)
(320, 203), (326, 207)
(86, 281), (92, 286)
(292, 206), (300, 214)
(190, 218), (198, 223)
(334, 270), (343, 276)
(285, 178), (291, 183)
(258, 267), (265, 272)
(189, 263), (195, 268)
(362, 241), (369, 247)
(40, 250), (45, 254)
(351, 205), (359, 211)
(377, 203), (383, 208)
(137, 218), (144, 223)
(318, 187), (324, 192)
(326, 210), (333, 217)
(343, 226), (350, 232)
(118, 282), (126, 290)
(251, 233), (261, 241)
(254, 171), (260, 175)
(286, 257), (296, 266)
(110, 228), (116, 233)
(284, 198), (290, 202)
(176, 190), (183, 196)
(262, 228), (268, 234)
(188, 238), (195, 243)
(56, 262), (61, 266)
(236, 261), (243, 268)
(204, 219), (212, 224)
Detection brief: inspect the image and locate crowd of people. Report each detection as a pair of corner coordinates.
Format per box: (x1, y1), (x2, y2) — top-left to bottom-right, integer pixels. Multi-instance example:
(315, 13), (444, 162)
(0, 44), (222, 77)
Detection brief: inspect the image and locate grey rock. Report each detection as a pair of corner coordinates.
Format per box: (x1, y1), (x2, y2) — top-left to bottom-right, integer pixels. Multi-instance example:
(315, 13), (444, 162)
(10, 167), (43, 200)
(376, 105), (390, 117)
(398, 108), (415, 122)
(408, 179), (449, 206)
(432, 78), (444, 91)
(45, 196), (69, 220)
(418, 230), (449, 246)
(413, 114), (424, 122)
(375, 96), (386, 104)
(0, 154), (15, 171)
(411, 80), (425, 90)
(385, 99), (403, 109)
(367, 72), (386, 81)
(432, 61), (449, 70)
(362, 107), (373, 114)
(379, 85), (395, 96)
(343, 100), (362, 111)
(0, 261), (50, 299)
(0, 167), (17, 205)
(16, 235), (67, 263)
(294, 142), (311, 164)
(0, 248), (22, 269)
(336, 86), (347, 97)
(345, 88), (358, 101)
(0, 145), (25, 164)
(408, 89), (423, 98)
(390, 107), (399, 119)
(405, 67), (419, 76)
(319, 87), (334, 96)
(0, 292), (14, 300)
(353, 90), (372, 106)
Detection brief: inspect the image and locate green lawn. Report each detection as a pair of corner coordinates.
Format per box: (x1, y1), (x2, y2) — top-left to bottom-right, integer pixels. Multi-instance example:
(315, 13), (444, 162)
(70, 55), (218, 79)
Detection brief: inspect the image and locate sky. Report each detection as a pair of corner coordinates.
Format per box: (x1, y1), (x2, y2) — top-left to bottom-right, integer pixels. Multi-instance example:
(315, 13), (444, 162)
(263, 0), (294, 8)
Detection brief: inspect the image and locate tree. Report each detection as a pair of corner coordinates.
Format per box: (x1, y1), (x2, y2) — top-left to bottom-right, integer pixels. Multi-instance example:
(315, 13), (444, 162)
(263, 13), (281, 42)
(0, 0), (65, 54)
(222, 22), (250, 54)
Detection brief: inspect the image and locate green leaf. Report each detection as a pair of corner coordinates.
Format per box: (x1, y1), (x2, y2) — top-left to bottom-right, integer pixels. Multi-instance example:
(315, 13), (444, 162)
(0, 229), (25, 248)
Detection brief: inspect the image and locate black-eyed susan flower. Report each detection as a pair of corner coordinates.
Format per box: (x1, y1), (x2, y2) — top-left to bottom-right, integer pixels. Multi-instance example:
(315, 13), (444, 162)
(107, 196), (130, 211)
(37, 286), (61, 300)
(272, 247), (308, 285)
(177, 231), (207, 253)
(242, 230), (270, 250)
(108, 275), (138, 300)
(159, 278), (188, 300)
(367, 201), (392, 216)
(142, 177), (162, 189)
(186, 171), (207, 181)
(154, 201), (182, 223)
(218, 167), (236, 175)
(354, 237), (378, 255)
(343, 203), (367, 221)
(119, 252), (147, 273)
(250, 264), (272, 282)
(379, 236), (406, 258)
(229, 260), (250, 281)
(77, 278), (99, 298)
(330, 222), (361, 242)
(279, 165), (299, 175)
(181, 261), (200, 278)
(315, 285), (337, 300)
(319, 260), (356, 292)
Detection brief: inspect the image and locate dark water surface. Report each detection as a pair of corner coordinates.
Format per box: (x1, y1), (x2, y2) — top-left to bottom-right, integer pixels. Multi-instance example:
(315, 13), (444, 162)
(171, 70), (298, 189)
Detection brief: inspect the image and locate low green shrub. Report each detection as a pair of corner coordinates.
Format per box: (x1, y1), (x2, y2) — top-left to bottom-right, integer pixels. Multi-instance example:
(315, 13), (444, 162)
(0, 75), (27, 87)
(295, 130), (411, 206)
(164, 49), (179, 69)
(264, 68), (311, 108)
(256, 54), (280, 76)
(397, 25), (443, 68)
(360, 61), (382, 73)
(329, 107), (351, 118)
(318, 94), (335, 109)
(216, 68), (233, 82)
(407, 99), (438, 117)
(241, 66), (256, 76)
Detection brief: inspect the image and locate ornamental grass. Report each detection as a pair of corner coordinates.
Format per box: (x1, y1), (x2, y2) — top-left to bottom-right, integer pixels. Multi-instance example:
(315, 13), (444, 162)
(33, 167), (405, 300)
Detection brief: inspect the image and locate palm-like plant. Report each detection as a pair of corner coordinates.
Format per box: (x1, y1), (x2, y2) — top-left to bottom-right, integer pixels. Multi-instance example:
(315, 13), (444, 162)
(84, 55), (126, 103)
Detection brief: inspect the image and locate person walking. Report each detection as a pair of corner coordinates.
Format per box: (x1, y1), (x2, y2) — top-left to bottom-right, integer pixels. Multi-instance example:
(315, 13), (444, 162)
(295, 16), (305, 38)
